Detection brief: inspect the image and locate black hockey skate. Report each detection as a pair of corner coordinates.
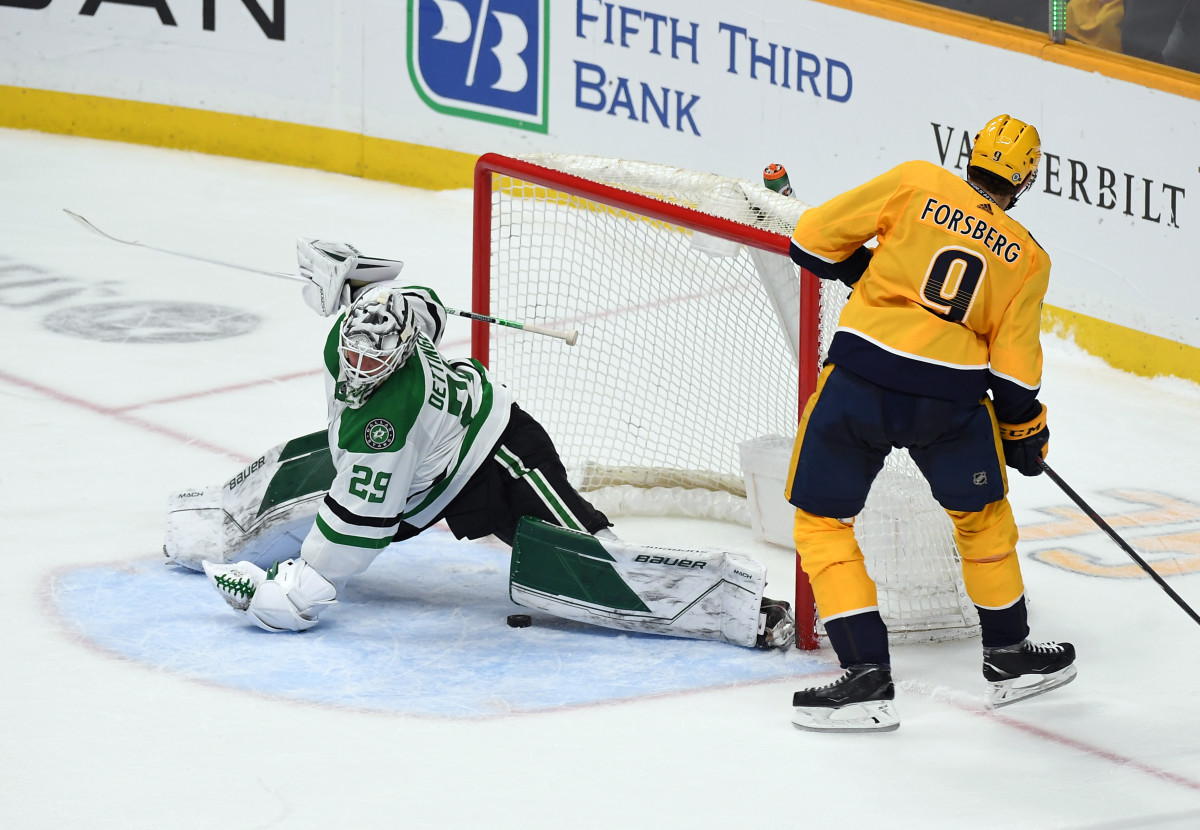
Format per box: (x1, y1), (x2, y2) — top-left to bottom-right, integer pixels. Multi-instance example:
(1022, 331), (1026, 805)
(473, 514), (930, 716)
(756, 597), (796, 650)
(983, 639), (1077, 708)
(791, 664), (899, 733)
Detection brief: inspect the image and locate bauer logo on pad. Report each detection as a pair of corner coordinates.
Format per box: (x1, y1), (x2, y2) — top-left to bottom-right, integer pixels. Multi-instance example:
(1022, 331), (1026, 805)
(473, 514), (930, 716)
(407, 0), (548, 133)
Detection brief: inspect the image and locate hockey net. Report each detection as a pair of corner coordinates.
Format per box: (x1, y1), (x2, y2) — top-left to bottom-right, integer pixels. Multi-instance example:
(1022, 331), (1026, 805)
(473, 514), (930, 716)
(472, 153), (980, 649)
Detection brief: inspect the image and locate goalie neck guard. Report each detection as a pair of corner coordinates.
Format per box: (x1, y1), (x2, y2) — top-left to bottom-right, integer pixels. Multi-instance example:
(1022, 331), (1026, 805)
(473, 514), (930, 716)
(338, 287), (418, 407)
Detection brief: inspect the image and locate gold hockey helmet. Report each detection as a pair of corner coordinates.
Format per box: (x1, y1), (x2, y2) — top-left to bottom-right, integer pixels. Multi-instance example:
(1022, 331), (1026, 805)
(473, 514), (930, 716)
(969, 114), (1042, 205)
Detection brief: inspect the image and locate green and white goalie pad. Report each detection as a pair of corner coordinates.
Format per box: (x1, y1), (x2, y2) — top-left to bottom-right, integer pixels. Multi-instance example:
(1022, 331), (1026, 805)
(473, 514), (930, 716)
(164, 431), (335, 572)
(510, 518), (767, 648)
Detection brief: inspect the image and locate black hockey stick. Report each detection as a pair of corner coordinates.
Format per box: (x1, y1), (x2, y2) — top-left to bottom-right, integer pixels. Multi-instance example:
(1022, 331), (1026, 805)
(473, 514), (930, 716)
(1036, 456), (1200, 627)
(64, 209), (579, 345)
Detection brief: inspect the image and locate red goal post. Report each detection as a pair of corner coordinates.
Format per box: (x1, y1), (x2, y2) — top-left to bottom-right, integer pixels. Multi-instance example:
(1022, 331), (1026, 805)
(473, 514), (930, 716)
(471, 152), (979, 651)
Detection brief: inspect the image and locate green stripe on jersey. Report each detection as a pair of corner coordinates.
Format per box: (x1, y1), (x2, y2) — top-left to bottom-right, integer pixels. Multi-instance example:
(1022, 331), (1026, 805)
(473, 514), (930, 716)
(315, 515), (394, 549)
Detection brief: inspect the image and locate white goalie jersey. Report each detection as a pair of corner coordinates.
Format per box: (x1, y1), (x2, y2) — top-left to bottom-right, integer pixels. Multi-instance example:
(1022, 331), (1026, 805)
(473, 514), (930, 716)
(163, 285), (513, 575)
(299, 286), (514, 585)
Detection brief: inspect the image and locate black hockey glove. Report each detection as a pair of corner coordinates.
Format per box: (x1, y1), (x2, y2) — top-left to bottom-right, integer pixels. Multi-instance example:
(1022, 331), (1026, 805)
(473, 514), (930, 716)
(998, 403), (1049, 477)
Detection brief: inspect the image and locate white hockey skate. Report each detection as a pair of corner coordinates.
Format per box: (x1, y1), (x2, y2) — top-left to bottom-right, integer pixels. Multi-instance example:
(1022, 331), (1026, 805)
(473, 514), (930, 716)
(984, 639), (1077, 708)
(791, 664), (900, 733)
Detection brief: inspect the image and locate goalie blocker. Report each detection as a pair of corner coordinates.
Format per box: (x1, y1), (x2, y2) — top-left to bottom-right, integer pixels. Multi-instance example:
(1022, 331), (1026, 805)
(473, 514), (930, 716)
(511, 517), (793, 649)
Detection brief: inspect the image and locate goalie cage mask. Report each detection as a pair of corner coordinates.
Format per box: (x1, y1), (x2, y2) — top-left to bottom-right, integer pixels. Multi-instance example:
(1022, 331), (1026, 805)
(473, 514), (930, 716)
(338, 287), (418, 405)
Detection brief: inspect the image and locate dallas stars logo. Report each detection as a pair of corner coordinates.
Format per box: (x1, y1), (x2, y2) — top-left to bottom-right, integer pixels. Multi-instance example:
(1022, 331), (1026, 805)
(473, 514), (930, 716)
(365, 419), (396, 450)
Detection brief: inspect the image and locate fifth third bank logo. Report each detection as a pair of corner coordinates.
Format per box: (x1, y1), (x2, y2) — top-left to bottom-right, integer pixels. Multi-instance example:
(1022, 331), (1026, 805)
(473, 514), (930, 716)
(407, 0), (548, 133)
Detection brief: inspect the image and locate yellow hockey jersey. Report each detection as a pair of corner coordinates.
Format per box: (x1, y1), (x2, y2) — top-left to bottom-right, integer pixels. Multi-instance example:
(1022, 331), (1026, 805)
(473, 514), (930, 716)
(790, 159), (1050, 423)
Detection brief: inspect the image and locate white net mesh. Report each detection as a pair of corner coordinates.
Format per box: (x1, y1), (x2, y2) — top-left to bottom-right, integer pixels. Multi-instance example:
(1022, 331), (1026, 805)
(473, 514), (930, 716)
(482, 153), (979, 642)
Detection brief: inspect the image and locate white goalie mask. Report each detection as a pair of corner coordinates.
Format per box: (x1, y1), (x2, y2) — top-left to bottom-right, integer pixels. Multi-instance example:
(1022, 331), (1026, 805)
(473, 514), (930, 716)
(338, 288), (418, 404)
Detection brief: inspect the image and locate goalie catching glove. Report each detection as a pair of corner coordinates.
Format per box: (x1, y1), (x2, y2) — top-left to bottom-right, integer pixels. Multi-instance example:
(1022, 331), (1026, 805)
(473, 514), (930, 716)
(998, 402), (1049, 477)
(203, 558), (337, 632)
(297, 238), (405, 316)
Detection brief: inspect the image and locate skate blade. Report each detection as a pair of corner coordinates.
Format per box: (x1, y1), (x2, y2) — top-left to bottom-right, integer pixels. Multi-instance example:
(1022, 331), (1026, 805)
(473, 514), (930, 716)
(791, 700), (900, 733)
(988, 664), (1078, 709)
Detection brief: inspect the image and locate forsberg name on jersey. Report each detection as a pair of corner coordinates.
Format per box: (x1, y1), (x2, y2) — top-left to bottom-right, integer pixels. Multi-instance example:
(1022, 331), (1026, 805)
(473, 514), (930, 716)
(918, 197), (1023, 264)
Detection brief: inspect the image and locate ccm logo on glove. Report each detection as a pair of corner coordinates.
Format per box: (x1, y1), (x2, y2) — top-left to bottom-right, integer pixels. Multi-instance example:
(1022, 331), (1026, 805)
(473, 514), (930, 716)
(998, 403), (1049, 477)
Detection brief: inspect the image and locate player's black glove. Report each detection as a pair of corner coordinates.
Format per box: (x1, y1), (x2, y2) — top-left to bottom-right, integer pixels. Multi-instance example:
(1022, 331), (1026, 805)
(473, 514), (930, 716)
(998, 403), (1049, 476)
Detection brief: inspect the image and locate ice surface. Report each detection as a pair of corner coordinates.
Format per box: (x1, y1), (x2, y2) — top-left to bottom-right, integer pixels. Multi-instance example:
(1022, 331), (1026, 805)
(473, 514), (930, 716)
(3, 128), (1200, 829)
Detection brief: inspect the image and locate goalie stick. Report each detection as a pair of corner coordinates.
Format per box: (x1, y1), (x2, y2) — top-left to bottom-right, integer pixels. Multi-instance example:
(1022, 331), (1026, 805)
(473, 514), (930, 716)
(64, 208), (296, 281)
(1036, 457), (1200, 627)
(445, 308), (578, 346)
(63, 208), (580, 345)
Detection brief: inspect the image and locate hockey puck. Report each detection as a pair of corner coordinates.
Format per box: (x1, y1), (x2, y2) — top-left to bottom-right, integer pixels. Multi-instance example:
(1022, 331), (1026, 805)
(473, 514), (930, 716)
(506, 614), (532, 628)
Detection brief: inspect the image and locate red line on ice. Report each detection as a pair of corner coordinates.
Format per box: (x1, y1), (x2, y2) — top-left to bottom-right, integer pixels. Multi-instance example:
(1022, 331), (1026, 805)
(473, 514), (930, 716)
(0, 368), (251, 463)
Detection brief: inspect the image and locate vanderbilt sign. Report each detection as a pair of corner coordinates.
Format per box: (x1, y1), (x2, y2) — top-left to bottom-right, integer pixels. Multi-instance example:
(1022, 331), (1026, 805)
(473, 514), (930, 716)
(932, 122), (1186, 230)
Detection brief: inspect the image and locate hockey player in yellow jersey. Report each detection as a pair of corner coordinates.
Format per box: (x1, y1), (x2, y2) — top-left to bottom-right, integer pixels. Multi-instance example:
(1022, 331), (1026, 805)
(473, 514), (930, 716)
(786, 114), (1076, 732)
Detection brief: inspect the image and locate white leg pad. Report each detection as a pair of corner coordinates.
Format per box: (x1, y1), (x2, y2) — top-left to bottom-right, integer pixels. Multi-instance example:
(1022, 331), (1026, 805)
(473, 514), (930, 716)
(510, 519), (767, 647)
(164, 433), (332, 572)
